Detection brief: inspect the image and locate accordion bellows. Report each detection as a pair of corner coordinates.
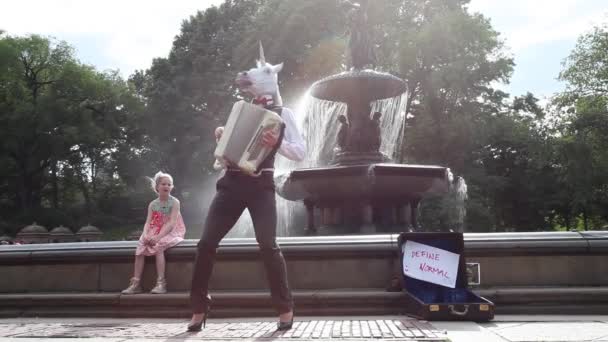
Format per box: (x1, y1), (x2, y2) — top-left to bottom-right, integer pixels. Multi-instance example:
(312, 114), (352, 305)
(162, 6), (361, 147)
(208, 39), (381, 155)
(214, 100), (284, 174)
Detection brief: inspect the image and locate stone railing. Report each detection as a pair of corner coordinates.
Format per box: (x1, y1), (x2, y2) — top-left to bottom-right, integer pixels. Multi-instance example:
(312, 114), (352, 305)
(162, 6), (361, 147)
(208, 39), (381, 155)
(1, 231), (607, 317)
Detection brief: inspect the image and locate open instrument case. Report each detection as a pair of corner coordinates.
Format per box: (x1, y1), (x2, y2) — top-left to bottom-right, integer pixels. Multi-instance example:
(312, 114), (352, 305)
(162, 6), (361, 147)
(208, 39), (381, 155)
(397, 232), (494, 321)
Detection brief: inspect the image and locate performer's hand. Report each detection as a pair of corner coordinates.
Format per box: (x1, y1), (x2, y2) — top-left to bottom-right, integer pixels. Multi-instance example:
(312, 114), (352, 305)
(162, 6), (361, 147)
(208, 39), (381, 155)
(262, 129), (279, 147)
(215, 126), (224, 142)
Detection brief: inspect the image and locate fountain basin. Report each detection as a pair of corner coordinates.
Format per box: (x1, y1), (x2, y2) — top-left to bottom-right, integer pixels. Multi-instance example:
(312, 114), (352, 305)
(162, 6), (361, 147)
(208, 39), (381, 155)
(277, 163), (451, 233)
(278, 163), (450, 202)
(310, 70), (407, 103)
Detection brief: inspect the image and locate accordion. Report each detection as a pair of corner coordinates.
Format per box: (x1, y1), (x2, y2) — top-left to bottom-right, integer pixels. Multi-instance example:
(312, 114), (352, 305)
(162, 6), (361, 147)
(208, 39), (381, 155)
(214, 100), (284, 175)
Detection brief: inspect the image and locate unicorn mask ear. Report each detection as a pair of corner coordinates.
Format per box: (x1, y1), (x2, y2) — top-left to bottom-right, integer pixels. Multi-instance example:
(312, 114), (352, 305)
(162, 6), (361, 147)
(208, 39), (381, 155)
(273, 62), (284, 73)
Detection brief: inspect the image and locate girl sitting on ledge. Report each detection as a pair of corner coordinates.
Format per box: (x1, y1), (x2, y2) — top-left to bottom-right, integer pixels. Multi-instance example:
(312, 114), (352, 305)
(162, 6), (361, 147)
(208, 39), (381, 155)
(122, 171), (186, 294)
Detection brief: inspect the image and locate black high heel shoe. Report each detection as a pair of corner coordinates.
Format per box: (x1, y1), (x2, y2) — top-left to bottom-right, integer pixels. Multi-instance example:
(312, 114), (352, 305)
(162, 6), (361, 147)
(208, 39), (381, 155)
(187, 300), (211, 332)
(277, 311), (294, 331)
(187, 318), (206, 332)
(277, 319), (294, 331)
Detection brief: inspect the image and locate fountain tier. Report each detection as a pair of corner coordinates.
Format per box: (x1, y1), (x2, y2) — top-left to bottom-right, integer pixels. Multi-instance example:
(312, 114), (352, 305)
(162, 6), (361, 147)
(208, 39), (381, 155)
(278, 163), (450, 233)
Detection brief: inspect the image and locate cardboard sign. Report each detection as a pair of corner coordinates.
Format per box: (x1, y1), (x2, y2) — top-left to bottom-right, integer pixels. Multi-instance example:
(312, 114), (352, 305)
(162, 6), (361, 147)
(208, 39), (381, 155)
(402, 240), (460, 288)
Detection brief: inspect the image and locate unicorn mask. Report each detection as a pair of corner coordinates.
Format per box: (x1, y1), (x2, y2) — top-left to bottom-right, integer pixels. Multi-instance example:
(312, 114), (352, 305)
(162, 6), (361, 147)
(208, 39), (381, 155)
(235, 42), (284, 106)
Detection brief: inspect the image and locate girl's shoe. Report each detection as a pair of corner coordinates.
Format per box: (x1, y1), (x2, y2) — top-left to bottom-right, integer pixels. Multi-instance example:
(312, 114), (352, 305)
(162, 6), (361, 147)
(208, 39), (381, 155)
(121, 277), (142, 295)
(187, 299), (211, 332)
(150, 278), (167, 294)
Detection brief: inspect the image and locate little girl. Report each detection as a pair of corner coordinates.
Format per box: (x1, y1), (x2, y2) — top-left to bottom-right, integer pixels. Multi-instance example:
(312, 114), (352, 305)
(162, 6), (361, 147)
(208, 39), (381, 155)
(122, 171), (186, 294)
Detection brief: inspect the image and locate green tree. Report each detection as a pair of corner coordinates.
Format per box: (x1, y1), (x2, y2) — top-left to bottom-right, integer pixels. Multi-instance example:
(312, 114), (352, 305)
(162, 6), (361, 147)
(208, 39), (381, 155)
(476, 94), (562, 231)
(559, 25), (608, 99)
(0, 35), (76, 211)
(369, 0), (515, 231)
(233, 0), (347, 100)
(138, 1), (263, 195)
(137, 0), (348, 226)
(0, 34), (143, 234)
(552, 24), (608, 230)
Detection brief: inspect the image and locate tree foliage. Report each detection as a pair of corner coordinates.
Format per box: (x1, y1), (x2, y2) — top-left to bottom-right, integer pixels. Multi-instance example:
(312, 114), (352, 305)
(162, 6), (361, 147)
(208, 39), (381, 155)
(0, 34), (143, 235)
(548, 25), (608, 230)
(2, 1), (608, 237)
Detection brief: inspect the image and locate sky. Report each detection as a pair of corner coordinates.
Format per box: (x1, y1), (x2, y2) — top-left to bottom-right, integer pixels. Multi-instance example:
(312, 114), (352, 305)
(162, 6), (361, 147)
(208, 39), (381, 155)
(1, 0), (606, 99)
(467, 0), (606, 98)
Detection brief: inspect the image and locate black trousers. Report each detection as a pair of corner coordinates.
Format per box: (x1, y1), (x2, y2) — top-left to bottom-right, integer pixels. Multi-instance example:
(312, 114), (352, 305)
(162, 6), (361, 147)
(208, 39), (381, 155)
(190, 171), (294, 314)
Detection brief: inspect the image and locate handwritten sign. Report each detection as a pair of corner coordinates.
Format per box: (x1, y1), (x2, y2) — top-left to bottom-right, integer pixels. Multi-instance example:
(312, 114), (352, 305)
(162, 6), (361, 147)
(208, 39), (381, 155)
(402, 240), (460, 288)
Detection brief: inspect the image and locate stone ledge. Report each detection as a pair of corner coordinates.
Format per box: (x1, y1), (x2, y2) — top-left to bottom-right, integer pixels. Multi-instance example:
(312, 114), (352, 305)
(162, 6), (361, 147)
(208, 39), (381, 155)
(477, 286), (608, 303)
(0, 289), (405, 318)
(2, 287), (608, 318)
(2, 231), (608, 265)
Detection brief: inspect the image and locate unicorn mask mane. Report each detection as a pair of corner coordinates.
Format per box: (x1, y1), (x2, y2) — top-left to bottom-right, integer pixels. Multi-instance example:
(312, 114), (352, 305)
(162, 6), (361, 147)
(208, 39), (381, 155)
(235, 42), (284, 106)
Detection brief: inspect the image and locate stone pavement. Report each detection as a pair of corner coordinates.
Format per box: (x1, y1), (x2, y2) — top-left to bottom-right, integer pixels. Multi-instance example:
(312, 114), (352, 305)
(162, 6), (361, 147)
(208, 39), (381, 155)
(434, 315), (608, 342)
(0, 317), (446, 341)
(1, 315), (608, 341)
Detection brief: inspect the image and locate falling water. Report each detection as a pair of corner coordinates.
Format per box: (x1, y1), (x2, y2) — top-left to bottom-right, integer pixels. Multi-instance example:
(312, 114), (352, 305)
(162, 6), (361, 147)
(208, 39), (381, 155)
(273, 93), (348, 236)
(220, 88), (469, 237)
(272, 91), (410, 236)
(451, 176), (468, 232)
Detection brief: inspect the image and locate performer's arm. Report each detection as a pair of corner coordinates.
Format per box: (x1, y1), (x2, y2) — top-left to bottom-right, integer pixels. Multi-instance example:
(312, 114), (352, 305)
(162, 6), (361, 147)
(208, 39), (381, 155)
(278, 108), (306, 161)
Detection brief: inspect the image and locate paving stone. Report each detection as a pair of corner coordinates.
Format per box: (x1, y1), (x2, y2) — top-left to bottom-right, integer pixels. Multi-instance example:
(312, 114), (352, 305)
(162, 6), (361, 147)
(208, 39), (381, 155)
(395, 320), (415, 338)
(311, 320), (325, 339)
(368, 320), (383, 338)
(321, 320), (333, 338)
(413, 321), (439, 339)
(486, 321), (608, 342)
(378, 320), (395, 338)
(302, 320), (318, 339)
(341, 320), (351, 337)
(0, 319), (448, 340)
(332, 320), (342, 338)
(386, 320), (405, 338)
(0, 323), (52, 337)
(277, 321), (298, 338)
(352, 320), (362, 338)
(360, 320), (372, 338)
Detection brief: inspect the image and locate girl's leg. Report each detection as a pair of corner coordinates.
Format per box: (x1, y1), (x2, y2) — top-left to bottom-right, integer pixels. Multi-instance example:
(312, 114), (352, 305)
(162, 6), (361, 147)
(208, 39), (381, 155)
(155, 251), (166, 280)
(150, 251), (167, 294)
(133, 254), (145, 279)
(122, 254), (145, 294)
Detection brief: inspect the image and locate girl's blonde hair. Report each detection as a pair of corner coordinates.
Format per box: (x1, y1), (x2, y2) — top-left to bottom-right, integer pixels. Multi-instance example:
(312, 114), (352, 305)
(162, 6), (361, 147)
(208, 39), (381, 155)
(148, 171), (174, 194)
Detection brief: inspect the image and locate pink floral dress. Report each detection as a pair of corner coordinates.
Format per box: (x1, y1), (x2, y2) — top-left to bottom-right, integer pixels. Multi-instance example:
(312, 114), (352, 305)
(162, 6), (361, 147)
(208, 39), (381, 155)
(136, 197), (186, 256)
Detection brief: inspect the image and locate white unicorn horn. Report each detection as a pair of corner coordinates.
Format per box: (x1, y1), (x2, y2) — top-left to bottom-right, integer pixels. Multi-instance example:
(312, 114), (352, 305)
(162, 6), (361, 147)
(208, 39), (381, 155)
(259, 41), (266, 65)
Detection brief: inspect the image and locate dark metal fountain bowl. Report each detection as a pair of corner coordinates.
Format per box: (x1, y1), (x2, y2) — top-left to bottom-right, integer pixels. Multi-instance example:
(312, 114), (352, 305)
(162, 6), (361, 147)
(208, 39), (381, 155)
(276, 163), (450, 202)
(310, 70), (407, 103)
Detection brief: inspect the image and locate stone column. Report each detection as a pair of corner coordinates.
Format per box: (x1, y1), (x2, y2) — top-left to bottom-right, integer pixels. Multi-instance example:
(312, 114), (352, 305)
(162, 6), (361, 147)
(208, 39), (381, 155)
(304, 200), (316, 233)
(410, 200), (420, 231)
(360, 204), (375, 234)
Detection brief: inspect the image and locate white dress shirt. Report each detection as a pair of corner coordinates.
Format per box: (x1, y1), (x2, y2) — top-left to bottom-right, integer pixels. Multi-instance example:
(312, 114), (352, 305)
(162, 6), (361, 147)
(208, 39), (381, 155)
(277, 107), (306, 162)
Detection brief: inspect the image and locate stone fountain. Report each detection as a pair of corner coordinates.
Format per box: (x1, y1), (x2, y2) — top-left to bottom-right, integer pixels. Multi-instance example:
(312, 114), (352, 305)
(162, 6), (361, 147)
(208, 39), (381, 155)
(277, 0), (452, 234)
